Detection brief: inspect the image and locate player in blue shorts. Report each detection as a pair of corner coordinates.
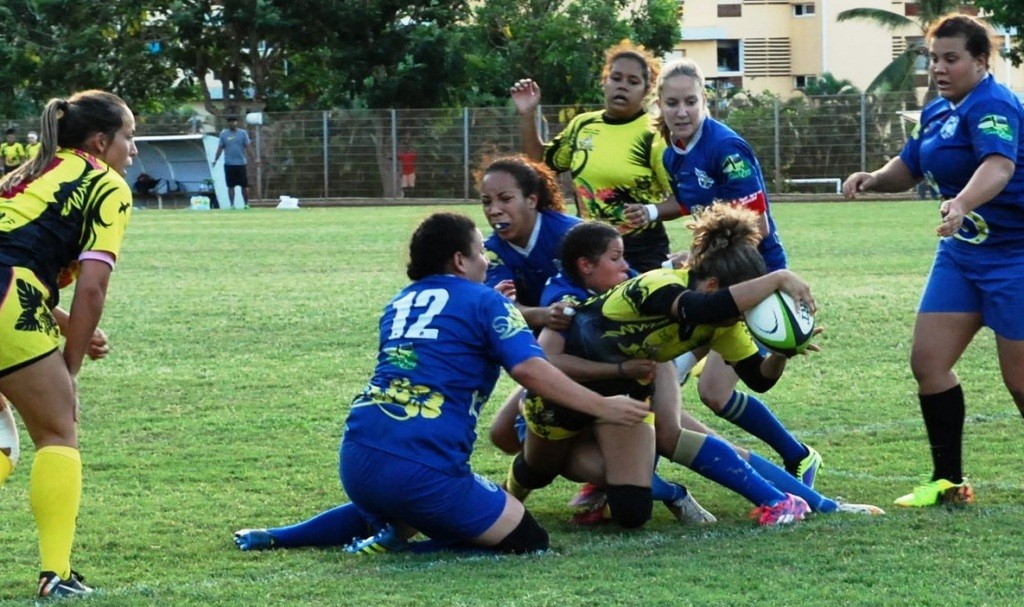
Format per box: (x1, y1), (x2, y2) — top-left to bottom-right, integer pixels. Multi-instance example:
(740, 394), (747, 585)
(844, 13), (1024, 508)
(507, 212), (883, 525)
(638, 58), (822, 488)
(234, 213), (650, 554)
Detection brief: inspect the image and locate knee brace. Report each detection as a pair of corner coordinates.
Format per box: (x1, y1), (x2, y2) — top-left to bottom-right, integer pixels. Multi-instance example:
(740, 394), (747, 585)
(493, 509), (549, 554)
(606, 484), (653, 529)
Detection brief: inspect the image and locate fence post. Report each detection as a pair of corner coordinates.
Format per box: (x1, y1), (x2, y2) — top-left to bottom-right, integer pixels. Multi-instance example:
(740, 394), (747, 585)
(322, 111), (329, 198)
(860, 93), (867, 172)
(464, 108), (471, 201)
(773, 97), (781, 192)
(255, 123), (263, 203)
(390, 109), (399, 199)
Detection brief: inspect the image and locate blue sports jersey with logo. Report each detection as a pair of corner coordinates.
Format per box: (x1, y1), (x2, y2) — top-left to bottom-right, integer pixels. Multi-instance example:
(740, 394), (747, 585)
(343, 274), (543, 475)
(900, 75), (1024, 249)
(662, 118), (787, 270)
(484, 211), (581, 307)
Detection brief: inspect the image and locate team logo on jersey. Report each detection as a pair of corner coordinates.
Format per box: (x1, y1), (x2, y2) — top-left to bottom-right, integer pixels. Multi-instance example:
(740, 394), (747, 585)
(954, 211), (990, 245)
(578, 135), (595, 152)
(694, 168), (714, 189)
(492, 302), (529, 339)
(14, 279), (59, 336)
(358, 378), (445, 420)
(485, 248), (505, 270)
(722, 154), (752, 181)
(940, 114), (959, 139)
(383, 343), (418, 370)
(978, 114), (1013, 141)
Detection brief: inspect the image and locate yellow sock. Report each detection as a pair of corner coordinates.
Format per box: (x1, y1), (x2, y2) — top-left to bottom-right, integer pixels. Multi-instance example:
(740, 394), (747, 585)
(0, 450), (12, 485)
(30, 445), (81, 578)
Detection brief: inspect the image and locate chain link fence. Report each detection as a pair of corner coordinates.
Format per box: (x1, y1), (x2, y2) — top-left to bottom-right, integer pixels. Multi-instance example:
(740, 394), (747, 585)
(2, 92), (939, 202)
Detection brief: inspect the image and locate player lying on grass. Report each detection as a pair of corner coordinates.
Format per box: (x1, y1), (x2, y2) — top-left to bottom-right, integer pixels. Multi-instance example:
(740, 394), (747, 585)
(503, 213), (884, 526)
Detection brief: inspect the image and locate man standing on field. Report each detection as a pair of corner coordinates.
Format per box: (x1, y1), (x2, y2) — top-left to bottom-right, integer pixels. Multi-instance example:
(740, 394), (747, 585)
(213, 116), (252, 209)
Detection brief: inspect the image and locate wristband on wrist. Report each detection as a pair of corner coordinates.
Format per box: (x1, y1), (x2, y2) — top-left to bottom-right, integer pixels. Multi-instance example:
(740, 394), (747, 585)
(617, 361), (626, 378)
(645, 204), (659, 222)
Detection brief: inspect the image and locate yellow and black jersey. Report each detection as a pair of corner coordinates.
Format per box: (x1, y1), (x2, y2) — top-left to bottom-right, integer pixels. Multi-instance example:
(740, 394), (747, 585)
(0, 149), (133, 306)
(565, 268), (757, 365)
(544, 109), (671, 240)
(0, 142), (25, 169)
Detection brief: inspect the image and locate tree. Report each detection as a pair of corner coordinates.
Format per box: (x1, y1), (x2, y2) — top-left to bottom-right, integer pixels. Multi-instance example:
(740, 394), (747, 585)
(0, 0), (188, 117)
(974, 0), (1024, 66)
(462, 0), (681, 107)
(836, 0), (970, 95)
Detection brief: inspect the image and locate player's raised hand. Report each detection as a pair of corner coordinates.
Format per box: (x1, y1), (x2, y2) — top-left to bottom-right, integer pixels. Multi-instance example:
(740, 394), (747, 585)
(510, 79), (541, 116)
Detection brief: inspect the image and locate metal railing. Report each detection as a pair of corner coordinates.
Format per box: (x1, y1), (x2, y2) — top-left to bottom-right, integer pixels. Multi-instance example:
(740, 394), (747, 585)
(3, 92), (968, 202)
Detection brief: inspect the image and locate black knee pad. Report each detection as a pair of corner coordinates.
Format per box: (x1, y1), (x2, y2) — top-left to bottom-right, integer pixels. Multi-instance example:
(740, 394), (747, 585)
(494, 509), (549, 554)
(606, 484), (653, 529)
(512, 453), (558, 490)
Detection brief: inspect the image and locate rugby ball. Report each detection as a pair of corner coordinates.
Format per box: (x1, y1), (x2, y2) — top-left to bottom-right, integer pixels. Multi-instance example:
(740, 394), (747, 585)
(744, 291), (815, 357)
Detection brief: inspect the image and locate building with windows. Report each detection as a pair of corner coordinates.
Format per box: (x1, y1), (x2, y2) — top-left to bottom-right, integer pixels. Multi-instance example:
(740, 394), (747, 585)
(670, 0), (1023, 98)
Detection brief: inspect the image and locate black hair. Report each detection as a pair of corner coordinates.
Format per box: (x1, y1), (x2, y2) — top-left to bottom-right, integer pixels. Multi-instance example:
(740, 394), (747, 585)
(406, 212), (478, 280)
(928, 13), (992, 67)
(481, 155), (566, 212)
(688, 205), (766, 288)
(559, 222), (621, 285)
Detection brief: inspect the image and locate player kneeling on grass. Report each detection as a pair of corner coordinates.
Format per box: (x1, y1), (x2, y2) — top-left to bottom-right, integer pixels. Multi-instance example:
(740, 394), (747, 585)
(505, 212), (884, 526)
(234, 212), (650, 554)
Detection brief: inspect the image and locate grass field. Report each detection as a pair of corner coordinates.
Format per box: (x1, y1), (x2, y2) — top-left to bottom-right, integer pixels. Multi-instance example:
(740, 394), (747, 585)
(2, 202), (1022, 606)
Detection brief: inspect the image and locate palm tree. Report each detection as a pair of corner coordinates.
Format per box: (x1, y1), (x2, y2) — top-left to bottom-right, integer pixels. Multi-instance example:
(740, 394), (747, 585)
(801, 72), (859, 96)
(836, 0), (971, 95)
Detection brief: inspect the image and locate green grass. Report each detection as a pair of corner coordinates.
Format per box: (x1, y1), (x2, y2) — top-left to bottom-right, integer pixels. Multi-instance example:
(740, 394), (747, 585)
(2, 202), (1020, 606)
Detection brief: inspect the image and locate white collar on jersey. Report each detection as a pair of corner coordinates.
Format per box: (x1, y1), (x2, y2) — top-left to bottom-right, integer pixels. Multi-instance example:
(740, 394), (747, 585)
(947, 73), (990, 111)
(508, 212), (543, 257)
(671, 119), (707, 155)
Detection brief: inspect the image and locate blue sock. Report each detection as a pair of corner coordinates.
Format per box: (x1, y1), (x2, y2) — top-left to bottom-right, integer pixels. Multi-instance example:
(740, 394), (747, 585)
(651, 464), (685, 503)
(688, 435), (785, 506)
(718, 391), (807, 463)
(269, 502), (370, 547)
(748, 451), (837, 512)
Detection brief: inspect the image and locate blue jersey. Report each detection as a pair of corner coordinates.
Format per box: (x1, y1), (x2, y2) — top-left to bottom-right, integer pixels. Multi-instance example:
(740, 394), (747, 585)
(343, 274), (543, 475)
(900, 75), (1024, 250)
(484, 211), (581, 307)
(663, 118), (787, 270)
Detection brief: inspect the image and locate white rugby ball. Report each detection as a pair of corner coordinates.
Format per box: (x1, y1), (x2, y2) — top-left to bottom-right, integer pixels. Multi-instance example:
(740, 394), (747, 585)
(744, 291), (815, 357)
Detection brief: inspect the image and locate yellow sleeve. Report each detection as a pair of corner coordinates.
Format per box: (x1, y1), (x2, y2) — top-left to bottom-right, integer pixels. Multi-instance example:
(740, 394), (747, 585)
(710, 322), (759, 363)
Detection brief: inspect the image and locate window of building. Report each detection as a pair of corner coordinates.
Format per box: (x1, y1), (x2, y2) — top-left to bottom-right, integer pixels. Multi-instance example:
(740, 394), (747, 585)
(719, 4), (742, 17)
(794, 75), (817, 89)
(793, 3), (815, 17)
(717, 40), (741, 73)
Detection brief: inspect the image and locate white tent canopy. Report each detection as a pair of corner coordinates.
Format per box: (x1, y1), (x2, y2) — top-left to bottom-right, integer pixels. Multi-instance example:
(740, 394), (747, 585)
(125, 134), (232, 208)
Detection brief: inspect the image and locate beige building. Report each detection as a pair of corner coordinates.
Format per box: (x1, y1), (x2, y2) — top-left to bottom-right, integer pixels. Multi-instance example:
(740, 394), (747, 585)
(670, 0), (1023, 99)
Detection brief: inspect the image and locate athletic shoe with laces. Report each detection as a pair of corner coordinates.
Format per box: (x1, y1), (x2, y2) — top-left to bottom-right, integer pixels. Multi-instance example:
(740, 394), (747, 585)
(750, 493), (810, 526)
(785, 445), (823, 488)
(834, 500), (886, 515)
(344, 524), (408, 555)
(664, 485), (717, 525)
(234, 528), (275, 551)
(567, 483), (610, 526)
(894, 478), (974, 508)
(38, 570), (92, 599)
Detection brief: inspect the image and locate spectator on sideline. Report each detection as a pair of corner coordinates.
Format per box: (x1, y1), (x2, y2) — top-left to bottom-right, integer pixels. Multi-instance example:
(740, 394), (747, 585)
(212, 116), (252, 209)
(25, 131), (41, 160)
(843, 13), (1024, 508)
(0, 128), (26, 176)
(0, 90), (136, 599)
(397, 142), (418, 196)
